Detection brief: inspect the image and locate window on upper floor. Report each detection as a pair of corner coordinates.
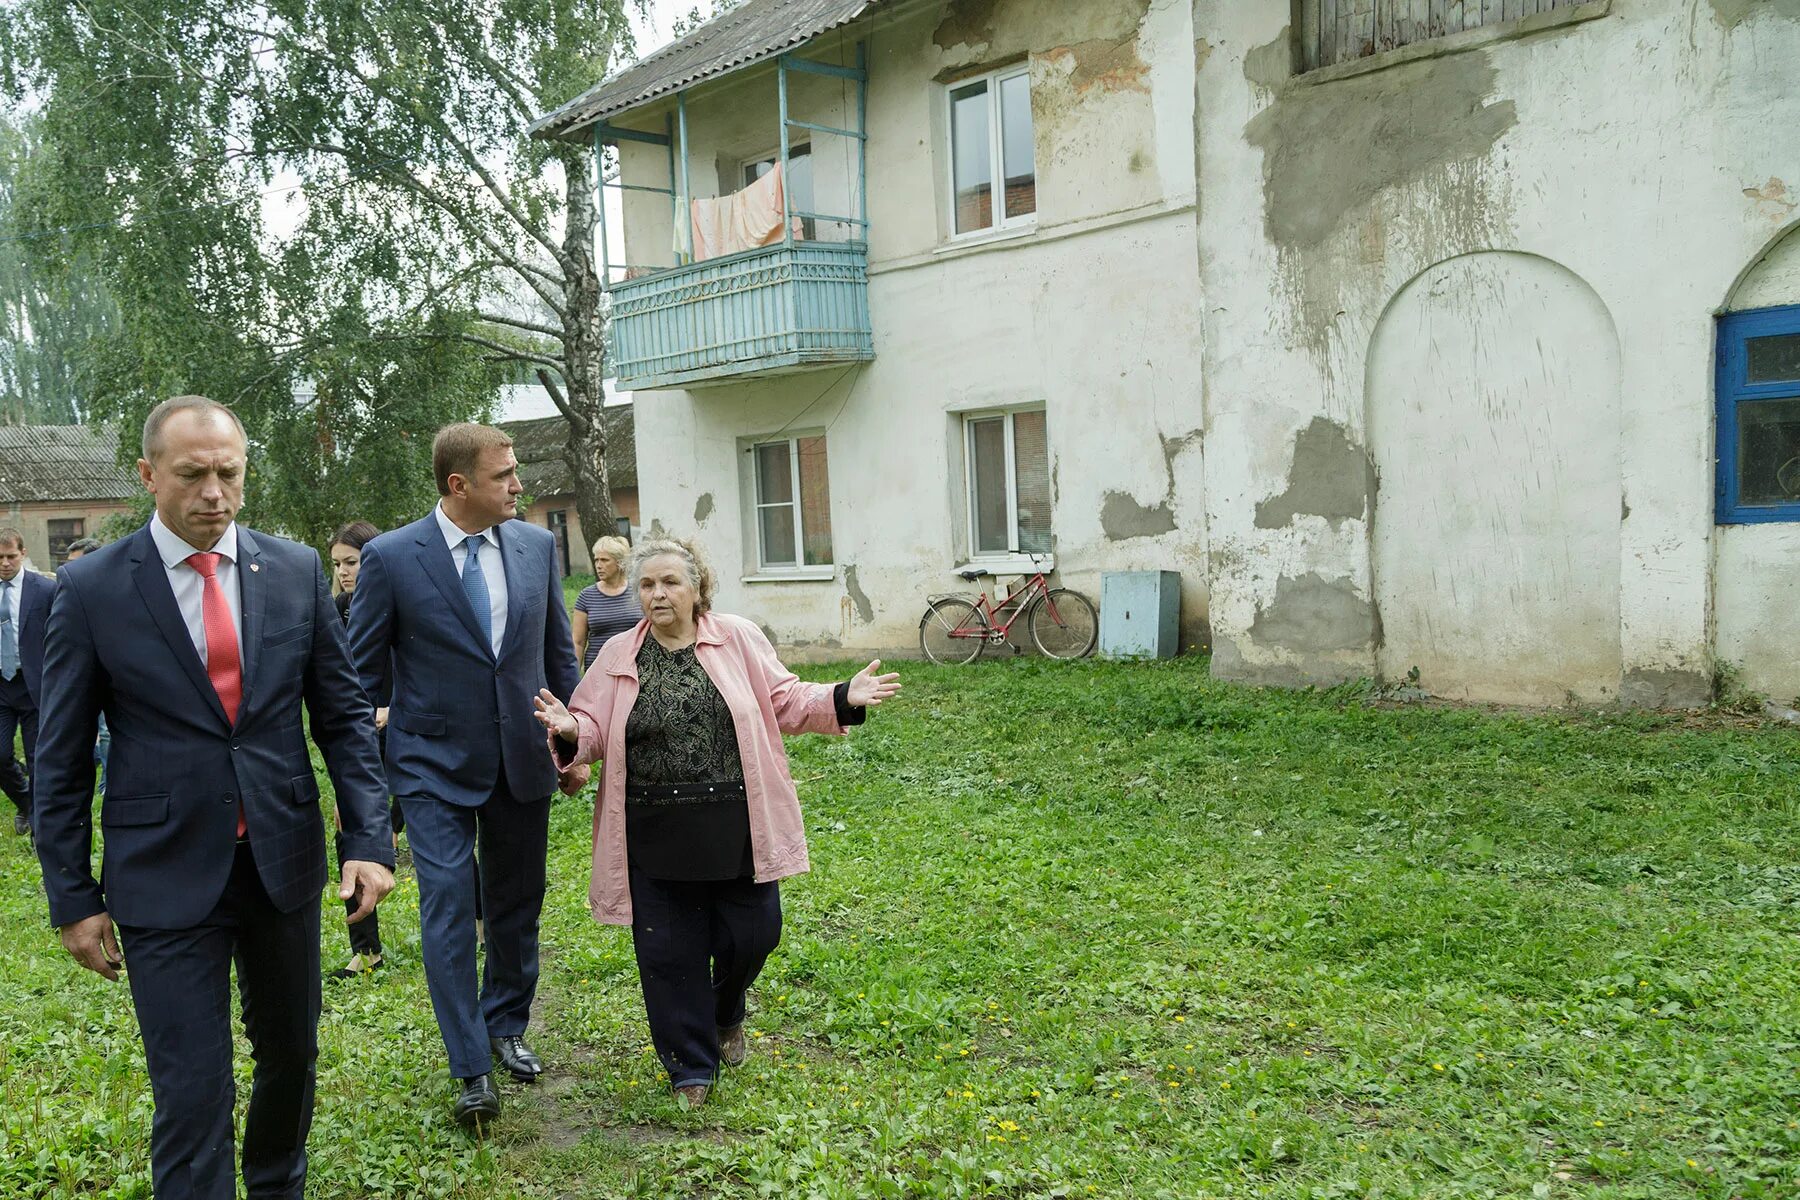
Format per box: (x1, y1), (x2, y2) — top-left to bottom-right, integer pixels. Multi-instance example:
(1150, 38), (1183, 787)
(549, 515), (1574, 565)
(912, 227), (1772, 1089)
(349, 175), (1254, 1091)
(1297, 0), (1586, 73)
(1717, 305), (1800, 524)
(742, 143), (816, 240)
(964, 407), (1050, 557)
(946, 65), (1036, 239)
(751, 434), (835, 570)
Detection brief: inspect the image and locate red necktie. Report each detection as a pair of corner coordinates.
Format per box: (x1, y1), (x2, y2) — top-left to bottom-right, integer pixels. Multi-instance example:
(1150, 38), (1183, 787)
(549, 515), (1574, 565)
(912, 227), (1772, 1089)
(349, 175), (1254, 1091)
(187, 552), (245, 836)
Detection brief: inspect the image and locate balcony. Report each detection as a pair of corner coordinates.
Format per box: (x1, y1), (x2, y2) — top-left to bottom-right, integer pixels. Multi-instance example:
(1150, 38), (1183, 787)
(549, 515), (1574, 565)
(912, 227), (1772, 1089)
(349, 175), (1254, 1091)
(608, 240), (873, 391)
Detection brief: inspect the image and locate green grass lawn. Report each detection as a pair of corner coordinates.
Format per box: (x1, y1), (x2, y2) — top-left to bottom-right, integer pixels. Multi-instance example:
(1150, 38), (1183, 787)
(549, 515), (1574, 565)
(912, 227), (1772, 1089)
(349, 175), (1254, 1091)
(3, 656), (1798, 1198)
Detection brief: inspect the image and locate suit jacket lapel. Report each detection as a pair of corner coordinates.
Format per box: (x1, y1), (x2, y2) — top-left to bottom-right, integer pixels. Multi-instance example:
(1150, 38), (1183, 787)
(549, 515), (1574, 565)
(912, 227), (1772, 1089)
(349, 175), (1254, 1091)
(415, 522), (495, 658)
(129, 527), (231, 730)
(235, 528), (264, 722)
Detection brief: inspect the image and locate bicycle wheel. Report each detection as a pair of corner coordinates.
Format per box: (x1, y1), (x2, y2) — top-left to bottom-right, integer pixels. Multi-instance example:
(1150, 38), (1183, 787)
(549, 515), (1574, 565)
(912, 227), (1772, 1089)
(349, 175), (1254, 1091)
(919, 598), (988, 665)
(1028, 588), (1098, 659)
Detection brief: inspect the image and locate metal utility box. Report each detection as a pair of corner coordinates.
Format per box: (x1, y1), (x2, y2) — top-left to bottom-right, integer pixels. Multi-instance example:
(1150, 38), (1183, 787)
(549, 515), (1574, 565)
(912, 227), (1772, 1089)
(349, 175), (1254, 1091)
(1099, 571), (1181, 659)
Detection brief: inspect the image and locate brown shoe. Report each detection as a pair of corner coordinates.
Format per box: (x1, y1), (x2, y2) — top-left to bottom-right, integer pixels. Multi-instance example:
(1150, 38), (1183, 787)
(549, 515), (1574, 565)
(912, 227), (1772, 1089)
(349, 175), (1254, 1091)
(675, 1083), (709, 1109)
(718, 1024), (748, 1067)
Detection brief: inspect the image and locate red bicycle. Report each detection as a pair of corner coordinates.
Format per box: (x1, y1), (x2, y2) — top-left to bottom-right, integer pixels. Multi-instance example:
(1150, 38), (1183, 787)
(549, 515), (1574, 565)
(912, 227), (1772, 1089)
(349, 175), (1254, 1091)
(918, 556), (1098, 664)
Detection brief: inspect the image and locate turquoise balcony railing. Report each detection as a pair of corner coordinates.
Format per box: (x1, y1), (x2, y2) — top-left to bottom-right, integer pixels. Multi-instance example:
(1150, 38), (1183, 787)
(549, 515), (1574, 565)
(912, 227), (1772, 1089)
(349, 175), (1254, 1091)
(607, 241), (874, 391)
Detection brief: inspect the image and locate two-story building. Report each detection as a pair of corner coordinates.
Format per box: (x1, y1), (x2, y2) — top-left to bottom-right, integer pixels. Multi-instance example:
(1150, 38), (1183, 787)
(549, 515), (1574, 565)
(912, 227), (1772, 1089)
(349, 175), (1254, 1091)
(534, 0), (1800, 705)
(532, 0), (1208, 659)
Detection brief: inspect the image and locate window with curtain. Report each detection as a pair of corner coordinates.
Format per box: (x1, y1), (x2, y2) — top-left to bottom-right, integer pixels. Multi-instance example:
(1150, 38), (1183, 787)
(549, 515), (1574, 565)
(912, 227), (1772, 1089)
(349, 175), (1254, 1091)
(965, 408), (1051, 556)
(752, 435), (835, 568)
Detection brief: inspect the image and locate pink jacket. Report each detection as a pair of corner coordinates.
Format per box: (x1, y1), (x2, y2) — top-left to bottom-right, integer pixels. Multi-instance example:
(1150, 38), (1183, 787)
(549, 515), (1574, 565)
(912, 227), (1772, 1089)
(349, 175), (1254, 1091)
(553, 611), (847, 924)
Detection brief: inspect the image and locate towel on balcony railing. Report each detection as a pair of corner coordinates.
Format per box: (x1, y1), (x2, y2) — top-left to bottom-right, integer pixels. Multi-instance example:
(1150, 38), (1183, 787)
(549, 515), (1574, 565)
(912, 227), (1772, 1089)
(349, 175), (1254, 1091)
(681, 161), (795, 261)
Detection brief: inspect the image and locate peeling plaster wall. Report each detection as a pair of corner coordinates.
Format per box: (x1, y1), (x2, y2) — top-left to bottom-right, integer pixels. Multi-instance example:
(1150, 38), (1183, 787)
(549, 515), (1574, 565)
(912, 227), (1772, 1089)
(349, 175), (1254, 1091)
(620, 0), (1207, 657)
(1195, 0), (1800, 703)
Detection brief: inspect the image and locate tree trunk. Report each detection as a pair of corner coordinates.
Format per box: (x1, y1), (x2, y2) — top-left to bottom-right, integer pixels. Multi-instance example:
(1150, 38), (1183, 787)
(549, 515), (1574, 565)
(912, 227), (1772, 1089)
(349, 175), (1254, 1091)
(553, 147), (614, 575)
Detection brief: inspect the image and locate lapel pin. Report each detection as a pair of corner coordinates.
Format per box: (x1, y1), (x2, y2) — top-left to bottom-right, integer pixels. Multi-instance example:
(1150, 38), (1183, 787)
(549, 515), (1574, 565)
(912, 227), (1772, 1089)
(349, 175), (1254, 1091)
(250, 563), (260, 572)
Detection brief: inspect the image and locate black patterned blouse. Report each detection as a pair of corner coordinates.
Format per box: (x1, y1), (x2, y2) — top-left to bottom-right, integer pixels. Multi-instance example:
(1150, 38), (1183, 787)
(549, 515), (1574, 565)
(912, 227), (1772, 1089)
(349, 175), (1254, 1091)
(623, 634), (751, 879)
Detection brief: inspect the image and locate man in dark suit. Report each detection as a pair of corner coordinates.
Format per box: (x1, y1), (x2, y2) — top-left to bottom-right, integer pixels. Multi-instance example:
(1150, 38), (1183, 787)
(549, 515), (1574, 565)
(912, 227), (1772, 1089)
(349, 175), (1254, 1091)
(34, 395), (395, 1200)
(347, 422), (582, 1129)
(0, 528), (54, 836)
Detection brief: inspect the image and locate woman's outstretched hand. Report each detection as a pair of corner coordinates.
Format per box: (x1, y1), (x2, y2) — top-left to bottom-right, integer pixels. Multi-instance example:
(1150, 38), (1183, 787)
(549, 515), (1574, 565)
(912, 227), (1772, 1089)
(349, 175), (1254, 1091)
(847, 659), (902, 709)
(534, 688), (579, 742)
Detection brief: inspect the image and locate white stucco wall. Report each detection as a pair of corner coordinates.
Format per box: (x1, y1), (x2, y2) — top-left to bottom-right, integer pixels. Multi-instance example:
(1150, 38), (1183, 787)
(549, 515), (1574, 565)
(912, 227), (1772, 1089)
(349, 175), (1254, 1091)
(1195, 0), (1800, 704)
(611, 0), (1208, 658)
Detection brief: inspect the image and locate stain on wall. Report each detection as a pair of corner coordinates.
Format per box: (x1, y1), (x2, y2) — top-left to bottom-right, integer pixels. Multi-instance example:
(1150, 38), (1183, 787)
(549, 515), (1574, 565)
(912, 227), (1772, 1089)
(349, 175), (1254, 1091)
(934, 0), (1004, 51)
(693, 492), (715, 523)
(1253, 417), (1374, 529)
(1100, 427), (1201, 541)
(843, 564), (874, 624)
(1711, 0), (1800, 28)
(1041, 36), (1152, 94)
(1620, 666), (1711, 709)
(1244, 52), (1516, 249)
(1247, 572), (1380, 655)
(1242, 27), (1294, 89)
(1101, 491), (1177, 538)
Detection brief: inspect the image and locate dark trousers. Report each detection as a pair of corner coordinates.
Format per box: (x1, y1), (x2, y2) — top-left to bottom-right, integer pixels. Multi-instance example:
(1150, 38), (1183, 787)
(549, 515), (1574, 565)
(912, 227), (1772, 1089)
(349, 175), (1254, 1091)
(628, 869), (782, 1088)
(401, 785), (548, 1080)
(0, 671), (37, 819)
(117, 842), (321, 1200)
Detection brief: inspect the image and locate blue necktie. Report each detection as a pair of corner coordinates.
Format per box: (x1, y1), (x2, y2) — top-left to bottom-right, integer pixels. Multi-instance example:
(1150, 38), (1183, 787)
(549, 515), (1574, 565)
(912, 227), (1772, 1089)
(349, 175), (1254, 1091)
(0, 580), (15, 680)
(461, 534), (493, 651)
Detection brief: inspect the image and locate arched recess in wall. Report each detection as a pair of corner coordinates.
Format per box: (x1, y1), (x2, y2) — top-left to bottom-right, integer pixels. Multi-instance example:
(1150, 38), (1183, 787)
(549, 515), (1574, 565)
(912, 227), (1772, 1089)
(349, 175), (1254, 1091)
(1723, 219), (1800, 312)
(1365, 251), (1623, 705)
(1712, 220), (1800, 703)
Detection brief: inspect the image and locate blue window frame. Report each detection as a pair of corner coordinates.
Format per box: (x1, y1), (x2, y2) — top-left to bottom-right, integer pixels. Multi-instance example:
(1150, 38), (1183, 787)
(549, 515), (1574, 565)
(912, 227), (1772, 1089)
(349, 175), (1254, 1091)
(1716, 303), (1800, 523)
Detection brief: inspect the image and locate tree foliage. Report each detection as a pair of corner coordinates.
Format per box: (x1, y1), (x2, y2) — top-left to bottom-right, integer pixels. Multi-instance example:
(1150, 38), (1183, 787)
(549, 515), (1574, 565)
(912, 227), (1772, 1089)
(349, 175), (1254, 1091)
(3, 0), (637, 552)
(0, 114), (118, 425)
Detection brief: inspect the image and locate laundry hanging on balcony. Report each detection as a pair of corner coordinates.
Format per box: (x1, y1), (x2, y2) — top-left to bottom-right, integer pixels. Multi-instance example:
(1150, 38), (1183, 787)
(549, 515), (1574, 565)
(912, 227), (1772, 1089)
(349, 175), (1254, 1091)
(680, 161), (797, 261)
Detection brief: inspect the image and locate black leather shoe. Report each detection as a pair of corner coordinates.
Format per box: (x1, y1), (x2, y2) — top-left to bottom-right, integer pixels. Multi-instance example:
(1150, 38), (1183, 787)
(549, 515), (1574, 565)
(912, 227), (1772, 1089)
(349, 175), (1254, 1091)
(453, 1074), (500, 1131)
(491, 1035), (543, 1082)
(12, 812), (29, 837)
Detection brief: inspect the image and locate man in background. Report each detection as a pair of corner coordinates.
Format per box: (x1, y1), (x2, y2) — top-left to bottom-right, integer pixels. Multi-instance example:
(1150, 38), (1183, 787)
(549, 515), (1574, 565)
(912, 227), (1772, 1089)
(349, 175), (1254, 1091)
(0, 528), (54, 837)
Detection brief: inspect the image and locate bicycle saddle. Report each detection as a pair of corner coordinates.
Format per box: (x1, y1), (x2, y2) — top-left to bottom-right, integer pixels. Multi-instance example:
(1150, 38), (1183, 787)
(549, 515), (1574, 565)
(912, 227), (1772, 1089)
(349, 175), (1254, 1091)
(957, 568), (986, 581)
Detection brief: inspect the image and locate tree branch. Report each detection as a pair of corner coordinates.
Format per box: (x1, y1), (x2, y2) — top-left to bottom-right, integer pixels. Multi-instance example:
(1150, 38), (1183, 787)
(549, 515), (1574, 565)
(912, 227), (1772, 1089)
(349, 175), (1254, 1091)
(452, 332), (562, 367)
(476, 311), (565, 340)
(535, 367), (575, 421)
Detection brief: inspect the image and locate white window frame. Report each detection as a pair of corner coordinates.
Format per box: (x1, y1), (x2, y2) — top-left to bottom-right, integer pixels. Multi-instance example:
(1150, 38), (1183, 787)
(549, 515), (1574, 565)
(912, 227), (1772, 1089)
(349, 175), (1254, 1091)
(962, 405), (1048, 562)
(749, 434), (834, 577)
(943, 63), (1036, 243)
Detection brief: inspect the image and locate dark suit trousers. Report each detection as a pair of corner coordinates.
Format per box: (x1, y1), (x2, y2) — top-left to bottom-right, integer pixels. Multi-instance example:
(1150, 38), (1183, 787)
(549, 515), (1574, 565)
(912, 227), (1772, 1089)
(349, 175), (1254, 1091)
(116, 842), (321, 1200)
(0, 671), (37, 817)
(401, 783), (549, 1079)
(628, 869), (782, 1088)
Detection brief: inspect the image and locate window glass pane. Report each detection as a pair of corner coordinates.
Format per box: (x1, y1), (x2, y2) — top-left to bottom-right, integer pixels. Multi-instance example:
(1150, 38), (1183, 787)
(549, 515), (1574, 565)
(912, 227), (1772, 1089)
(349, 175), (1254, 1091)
(998, 72), (1036, 220)
(1737, 397), (1800, 505)
(1011, 410), (1051, 553)
(969, 417), (1009, 553)
(951, 81), (993, 234)
(755, 441), (793, 504)
(1747, 332), (1800, 383)
(759, 506), (798, 566)
(797, 435), (834, 565)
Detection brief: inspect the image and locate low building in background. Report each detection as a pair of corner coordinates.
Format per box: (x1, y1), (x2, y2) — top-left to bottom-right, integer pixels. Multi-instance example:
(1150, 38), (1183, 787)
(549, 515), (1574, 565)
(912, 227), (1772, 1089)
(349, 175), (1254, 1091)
(0, 425), (139, 568)
(501, 407), (639, 577)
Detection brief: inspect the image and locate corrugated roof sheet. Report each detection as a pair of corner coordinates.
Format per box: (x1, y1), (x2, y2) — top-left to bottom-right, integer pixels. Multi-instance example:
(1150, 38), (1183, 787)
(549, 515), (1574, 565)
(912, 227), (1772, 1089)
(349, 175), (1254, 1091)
(530, 0), (877, 142)
(500, 407), (637, 497)
(0, 424), (140, 504)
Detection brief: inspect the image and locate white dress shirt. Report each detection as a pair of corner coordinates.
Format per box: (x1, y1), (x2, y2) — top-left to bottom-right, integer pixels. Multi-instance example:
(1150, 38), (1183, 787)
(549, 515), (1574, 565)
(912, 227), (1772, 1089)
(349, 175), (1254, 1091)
(150, 512), (243, 665)
(435, 503), (507, 655)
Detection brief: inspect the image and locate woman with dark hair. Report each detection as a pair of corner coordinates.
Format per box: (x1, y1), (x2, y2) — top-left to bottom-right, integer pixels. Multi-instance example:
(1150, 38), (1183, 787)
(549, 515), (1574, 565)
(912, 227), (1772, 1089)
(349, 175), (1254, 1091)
(327, 520), (397, 978)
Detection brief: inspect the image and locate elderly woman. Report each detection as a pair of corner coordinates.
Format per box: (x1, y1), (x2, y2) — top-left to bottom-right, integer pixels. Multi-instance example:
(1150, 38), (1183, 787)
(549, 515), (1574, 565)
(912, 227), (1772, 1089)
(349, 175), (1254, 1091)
(571, 534), (641, 670)
(534, 538), (898, 1106)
